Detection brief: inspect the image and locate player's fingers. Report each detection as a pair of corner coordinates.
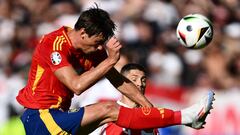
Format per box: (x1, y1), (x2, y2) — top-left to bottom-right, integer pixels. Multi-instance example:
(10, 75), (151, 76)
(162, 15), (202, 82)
(107, 36), (119, 47)
(115, 44), (122, 50)
(107, 36), (116, 44)
(112, 41), (122, 51)
(113, 41), (121, 47)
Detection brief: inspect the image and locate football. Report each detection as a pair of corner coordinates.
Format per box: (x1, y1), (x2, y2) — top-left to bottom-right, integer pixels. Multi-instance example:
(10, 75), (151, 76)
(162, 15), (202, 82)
(176, 14), (213, 49)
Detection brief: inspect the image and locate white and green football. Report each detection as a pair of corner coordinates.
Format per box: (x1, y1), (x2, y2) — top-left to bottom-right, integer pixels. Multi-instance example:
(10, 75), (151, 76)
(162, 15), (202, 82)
(176, 14), (213, 49)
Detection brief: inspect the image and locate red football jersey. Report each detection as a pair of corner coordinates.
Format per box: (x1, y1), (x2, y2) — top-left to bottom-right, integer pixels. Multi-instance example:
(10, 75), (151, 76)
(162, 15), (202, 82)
(16, 26), (107, 110)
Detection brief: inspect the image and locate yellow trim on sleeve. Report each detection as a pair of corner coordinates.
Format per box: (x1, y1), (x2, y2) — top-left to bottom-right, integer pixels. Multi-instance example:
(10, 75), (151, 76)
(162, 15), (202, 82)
(53, 36), (59, 51)
(53, 36), (66, 51)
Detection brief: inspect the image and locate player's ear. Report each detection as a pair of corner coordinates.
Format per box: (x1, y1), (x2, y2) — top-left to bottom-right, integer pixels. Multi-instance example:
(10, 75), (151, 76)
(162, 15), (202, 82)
(79, 28), (87, 39)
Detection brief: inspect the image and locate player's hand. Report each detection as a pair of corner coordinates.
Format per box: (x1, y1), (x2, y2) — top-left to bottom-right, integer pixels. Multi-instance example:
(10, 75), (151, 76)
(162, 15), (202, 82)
(105, 36), (122, 64)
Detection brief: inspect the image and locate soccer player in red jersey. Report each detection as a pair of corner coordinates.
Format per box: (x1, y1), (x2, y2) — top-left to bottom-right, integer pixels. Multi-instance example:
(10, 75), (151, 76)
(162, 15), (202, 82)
(16, 6), (215, 135)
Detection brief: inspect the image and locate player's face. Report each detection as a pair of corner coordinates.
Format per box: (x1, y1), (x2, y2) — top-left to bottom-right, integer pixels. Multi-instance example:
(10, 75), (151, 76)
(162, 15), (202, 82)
(79, 31), (106, 54)
(125, 69), (146, 94)
(82, 35), (106, 54)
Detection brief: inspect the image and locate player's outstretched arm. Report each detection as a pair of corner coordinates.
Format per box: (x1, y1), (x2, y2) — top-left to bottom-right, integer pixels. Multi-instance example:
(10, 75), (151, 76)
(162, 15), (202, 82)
(54, 37), (122, 95)
(54, 60), (115, 95)
(106, 67), (153, 107)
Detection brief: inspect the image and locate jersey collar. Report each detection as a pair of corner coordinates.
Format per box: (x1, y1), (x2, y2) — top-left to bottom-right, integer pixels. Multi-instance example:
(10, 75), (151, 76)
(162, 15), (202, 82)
(62, 26), (73, 47)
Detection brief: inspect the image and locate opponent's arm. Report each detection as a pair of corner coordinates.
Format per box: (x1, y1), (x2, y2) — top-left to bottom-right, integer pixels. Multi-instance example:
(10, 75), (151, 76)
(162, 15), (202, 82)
(106, 68), (153, 107)
(54, 37), (121, 95)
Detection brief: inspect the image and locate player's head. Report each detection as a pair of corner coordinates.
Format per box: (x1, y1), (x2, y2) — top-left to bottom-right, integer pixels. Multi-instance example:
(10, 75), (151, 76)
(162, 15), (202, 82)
(74, 5), (116, 54)
(121, 63), (147, 94)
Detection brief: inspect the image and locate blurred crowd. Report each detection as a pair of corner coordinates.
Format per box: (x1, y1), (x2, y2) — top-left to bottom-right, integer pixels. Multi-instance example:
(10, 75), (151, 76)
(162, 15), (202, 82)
(0, 0), (240, 134)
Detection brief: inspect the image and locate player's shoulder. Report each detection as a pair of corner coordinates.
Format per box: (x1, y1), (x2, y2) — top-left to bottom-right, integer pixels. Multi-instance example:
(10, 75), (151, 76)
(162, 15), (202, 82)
(39, 27), (71, 52)
(40, 27), (64, 43)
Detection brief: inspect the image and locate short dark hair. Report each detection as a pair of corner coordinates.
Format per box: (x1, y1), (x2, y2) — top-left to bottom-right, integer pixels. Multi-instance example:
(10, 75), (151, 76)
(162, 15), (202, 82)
(121, 63), (147, 75)
(74, 6), (116, 42)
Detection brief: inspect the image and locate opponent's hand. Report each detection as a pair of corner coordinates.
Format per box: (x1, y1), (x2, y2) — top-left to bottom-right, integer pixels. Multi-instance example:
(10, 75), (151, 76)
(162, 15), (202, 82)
(105, 36), (122, 64)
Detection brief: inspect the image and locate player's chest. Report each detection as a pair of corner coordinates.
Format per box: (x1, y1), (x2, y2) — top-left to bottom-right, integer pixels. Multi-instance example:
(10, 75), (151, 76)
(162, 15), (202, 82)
(69, 54), (93, 74)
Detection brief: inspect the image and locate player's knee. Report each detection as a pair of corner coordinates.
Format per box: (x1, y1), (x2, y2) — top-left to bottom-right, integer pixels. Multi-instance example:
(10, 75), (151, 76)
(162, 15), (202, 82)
(101, 101), (119, 121)
(102, 101), (118, 112)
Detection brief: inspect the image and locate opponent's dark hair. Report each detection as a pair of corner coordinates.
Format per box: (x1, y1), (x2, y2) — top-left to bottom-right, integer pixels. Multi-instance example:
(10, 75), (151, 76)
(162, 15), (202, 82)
(74, 5), (116, 42)
(120, 63), (147, 75)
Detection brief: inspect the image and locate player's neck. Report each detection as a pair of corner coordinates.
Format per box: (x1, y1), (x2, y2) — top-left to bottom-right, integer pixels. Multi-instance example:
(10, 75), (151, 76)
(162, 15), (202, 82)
(67, 30), (82, 50)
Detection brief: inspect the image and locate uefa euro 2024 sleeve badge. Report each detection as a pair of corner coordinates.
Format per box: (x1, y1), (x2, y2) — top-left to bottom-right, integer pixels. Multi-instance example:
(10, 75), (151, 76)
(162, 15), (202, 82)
(51, 52), (62, 65)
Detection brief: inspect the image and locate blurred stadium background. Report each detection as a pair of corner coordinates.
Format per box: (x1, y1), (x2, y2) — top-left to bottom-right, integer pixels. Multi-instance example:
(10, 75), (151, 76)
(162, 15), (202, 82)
(0, 0), (239, 135)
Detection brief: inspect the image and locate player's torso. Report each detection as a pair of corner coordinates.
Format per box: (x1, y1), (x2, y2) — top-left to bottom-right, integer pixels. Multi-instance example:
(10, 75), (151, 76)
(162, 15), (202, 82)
(17, 26), (107, 110)
(26, 46), (73, 110)
(17, 27), (89, 110)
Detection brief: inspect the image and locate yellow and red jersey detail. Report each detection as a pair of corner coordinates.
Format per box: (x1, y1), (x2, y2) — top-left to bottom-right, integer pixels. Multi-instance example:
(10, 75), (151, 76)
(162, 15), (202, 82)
(16, 26), (107, 110)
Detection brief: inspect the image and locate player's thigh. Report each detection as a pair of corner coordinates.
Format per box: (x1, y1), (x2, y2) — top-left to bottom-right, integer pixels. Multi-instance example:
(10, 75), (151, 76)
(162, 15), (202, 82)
(81, 101), (120, 127)
(20, 108), (84, 135)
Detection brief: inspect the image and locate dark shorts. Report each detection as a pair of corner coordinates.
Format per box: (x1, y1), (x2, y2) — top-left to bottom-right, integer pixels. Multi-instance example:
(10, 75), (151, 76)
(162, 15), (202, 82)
(20, 108), (84, 135)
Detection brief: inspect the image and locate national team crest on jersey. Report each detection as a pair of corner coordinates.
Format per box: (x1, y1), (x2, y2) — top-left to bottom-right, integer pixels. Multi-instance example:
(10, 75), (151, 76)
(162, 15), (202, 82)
(51, 52), (62, 65)
(141, 107), (151, 115)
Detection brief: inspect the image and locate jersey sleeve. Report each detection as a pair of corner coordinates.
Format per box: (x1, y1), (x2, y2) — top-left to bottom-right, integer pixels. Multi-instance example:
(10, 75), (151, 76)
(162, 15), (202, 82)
(39, 36), (71, 72)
